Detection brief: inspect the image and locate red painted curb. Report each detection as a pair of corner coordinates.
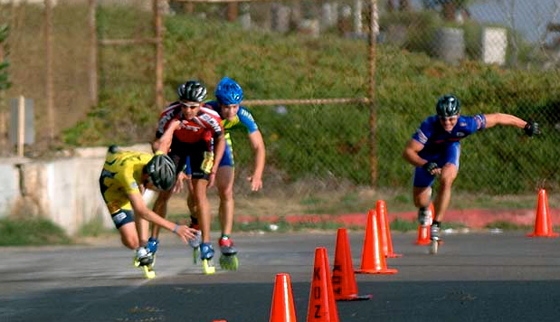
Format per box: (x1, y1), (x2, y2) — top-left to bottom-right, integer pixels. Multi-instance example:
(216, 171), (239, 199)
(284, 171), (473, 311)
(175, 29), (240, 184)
(237, 208), (560, 229)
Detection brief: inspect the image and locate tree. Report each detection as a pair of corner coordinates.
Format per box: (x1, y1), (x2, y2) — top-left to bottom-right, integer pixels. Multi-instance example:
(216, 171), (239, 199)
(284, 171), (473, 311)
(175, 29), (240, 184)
(0, 24), (9, 91)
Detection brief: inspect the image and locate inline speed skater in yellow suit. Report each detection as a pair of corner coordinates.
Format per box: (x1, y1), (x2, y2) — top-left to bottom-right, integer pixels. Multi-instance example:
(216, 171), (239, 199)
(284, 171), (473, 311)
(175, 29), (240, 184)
(99, 120), (199, 278)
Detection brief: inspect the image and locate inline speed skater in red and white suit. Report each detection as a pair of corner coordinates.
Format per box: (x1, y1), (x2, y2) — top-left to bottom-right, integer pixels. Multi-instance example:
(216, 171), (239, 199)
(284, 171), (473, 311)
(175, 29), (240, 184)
(150, 80), (225, 274)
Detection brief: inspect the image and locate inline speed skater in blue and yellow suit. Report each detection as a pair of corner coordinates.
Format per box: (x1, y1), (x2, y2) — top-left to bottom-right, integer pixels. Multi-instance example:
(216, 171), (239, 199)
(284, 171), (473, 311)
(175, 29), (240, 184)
(402, 94), (540, 253)
(99, 119), (199, 278)
(188, 77), (266, 271)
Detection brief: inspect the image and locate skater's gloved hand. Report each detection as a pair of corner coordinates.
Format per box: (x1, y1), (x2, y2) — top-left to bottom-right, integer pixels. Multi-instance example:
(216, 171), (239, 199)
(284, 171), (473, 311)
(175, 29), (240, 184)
(524, 119), (540, 137)
(422, 162), (439, 175)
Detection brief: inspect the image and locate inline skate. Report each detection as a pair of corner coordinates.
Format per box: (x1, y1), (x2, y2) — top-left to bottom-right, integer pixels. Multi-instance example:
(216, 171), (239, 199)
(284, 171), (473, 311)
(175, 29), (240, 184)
(218, 236), (239, 271)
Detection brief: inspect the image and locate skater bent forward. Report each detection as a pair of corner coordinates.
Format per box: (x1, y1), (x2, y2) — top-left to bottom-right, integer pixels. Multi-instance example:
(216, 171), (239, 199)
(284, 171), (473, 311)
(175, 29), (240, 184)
(402, 94), (540, 243)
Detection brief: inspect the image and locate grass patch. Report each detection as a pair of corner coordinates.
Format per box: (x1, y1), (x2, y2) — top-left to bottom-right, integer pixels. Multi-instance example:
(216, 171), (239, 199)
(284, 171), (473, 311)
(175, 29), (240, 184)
(390, 218), (418, 233)
(77, 217), (115, 238)
(0, 218), (72, 246)
(485, 221), (531, 231)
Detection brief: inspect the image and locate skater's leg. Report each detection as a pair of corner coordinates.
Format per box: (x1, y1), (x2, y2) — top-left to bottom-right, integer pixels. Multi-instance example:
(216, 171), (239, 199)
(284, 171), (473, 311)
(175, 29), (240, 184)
(430, 164), (457, 246)
(111, 208), (140, 250)
(432, 143), (460, 224)
(432, 163), (458, 223)
(192, 178), (212, 247)
(216, 166), (235, 238)
(413, 186), (433, 226)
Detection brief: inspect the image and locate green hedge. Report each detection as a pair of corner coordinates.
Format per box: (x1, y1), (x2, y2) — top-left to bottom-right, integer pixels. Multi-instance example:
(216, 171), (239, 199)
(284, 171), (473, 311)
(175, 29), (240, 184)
(63, 7), (560, 194)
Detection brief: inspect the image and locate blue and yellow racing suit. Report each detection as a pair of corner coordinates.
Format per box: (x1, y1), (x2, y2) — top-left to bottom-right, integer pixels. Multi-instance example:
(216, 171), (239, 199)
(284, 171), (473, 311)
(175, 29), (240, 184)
(204, 100), (259, 168)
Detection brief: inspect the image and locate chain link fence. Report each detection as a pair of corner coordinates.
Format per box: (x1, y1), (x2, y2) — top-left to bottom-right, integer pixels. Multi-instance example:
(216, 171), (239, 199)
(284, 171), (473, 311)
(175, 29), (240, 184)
(2, 0), (560, 216)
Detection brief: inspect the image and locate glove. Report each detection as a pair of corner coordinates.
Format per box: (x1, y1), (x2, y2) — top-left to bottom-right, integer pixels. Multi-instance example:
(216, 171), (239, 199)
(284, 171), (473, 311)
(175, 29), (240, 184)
(422, 162), (438, 174)
(524, 119), (540, 137)
(201, 152), (214, 175)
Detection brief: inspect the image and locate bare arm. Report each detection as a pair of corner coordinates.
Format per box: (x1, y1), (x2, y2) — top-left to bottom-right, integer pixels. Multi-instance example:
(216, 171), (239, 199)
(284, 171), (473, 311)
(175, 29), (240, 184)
(152, 120), (181, 154)
(129, 191), (197, 243)
(484, 113), (527, 130)
(211, 133), (226, 175)
(247, 130), (266, 191)
(204, 133), (226, 188)
(402, 138), (429, 168)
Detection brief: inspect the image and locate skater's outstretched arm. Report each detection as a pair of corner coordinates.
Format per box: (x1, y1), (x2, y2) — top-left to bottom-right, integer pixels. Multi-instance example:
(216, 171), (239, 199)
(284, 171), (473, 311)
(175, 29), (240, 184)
(128, 192), (197, 244)
(484, 113), (540, 136)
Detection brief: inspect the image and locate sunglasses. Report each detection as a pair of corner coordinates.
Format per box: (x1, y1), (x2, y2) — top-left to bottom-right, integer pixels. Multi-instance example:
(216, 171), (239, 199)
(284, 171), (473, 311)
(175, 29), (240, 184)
(181, 102), (200, 109)
(439, 116), (458, 121)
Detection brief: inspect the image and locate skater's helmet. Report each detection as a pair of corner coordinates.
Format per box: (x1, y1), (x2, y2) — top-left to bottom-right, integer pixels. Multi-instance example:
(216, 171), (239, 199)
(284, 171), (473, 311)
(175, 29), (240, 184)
(177, 80), (207, 103)
(145, 154), (176, 191)
(436, 94), (460, 117)
(215, 77), (244, 105)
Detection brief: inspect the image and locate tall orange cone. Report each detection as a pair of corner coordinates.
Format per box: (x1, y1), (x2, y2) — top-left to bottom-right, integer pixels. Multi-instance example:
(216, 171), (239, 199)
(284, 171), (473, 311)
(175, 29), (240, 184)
(355, 209), (398, 275)
(307, 247), (339, 322)
(527, 189), (559, 238)
(376, 200), (402, 258)
(332, 228), (372, 301)
(269, 273), (297, 322)
(415, 203), (434, 245)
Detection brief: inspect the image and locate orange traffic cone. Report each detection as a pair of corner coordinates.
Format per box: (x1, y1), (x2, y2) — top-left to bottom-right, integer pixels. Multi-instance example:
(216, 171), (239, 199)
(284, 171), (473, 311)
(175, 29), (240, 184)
(355, 209), (398, 275)
(269, 273), (297, 322)
(376, 200), (402, 258)
(307, 247), (339, 322)
(332, 228), (372, 301)
(415, 203), (434, 245)
(527, 189), (559, 238)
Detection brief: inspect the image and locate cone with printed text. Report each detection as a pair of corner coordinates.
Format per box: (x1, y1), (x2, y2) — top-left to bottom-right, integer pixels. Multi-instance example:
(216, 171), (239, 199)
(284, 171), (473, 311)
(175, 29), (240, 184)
(356, 209), (398, 275)
(307, 247), (339, 322)
(269, 273), (297, 322)
(332, 228), (372, 301)
(376, 200), (402, 258)
(527, 189), (559, 238)
(415, 203), (434, 245)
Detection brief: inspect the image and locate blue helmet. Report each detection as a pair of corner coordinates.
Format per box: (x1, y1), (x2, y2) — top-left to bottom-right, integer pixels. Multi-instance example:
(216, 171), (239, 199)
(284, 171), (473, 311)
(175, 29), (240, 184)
(215, 77), (244, 105)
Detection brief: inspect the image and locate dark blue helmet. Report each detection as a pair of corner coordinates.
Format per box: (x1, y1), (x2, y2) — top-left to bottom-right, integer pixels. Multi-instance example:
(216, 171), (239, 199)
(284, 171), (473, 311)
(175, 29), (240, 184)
(215, 77), (244, 105)
(436, 94), (461, 117)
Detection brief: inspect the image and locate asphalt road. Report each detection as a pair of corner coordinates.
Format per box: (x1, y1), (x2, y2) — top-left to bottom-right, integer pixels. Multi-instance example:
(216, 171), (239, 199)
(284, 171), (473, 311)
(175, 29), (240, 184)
(2, 230), (560, 322)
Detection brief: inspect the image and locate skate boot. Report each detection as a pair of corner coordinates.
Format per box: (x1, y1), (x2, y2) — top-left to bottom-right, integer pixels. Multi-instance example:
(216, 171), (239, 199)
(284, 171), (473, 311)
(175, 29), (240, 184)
(146, 237), (159, 267)
(133, 246), (156, 279)
(199, 242), (216, 275)
(417, 207), (432, 227)
(429, 223), (441, 255)
(218, 235), (239, 271)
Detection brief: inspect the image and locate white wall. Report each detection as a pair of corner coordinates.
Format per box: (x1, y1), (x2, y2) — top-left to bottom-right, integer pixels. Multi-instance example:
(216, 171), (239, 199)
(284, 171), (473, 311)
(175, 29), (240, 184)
(0, 144), (152, 236)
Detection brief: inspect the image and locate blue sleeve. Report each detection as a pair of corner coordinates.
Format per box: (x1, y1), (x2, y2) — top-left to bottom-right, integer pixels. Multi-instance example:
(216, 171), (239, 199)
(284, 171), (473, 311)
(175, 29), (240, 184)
(412, 116), (436, 145)
(464, 114), (486, 135)
(238, 107), (259, 134)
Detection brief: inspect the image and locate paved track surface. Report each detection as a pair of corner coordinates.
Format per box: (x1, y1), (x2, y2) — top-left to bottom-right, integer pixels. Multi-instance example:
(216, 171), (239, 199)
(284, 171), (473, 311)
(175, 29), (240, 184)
(2, 231), (560, 322)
